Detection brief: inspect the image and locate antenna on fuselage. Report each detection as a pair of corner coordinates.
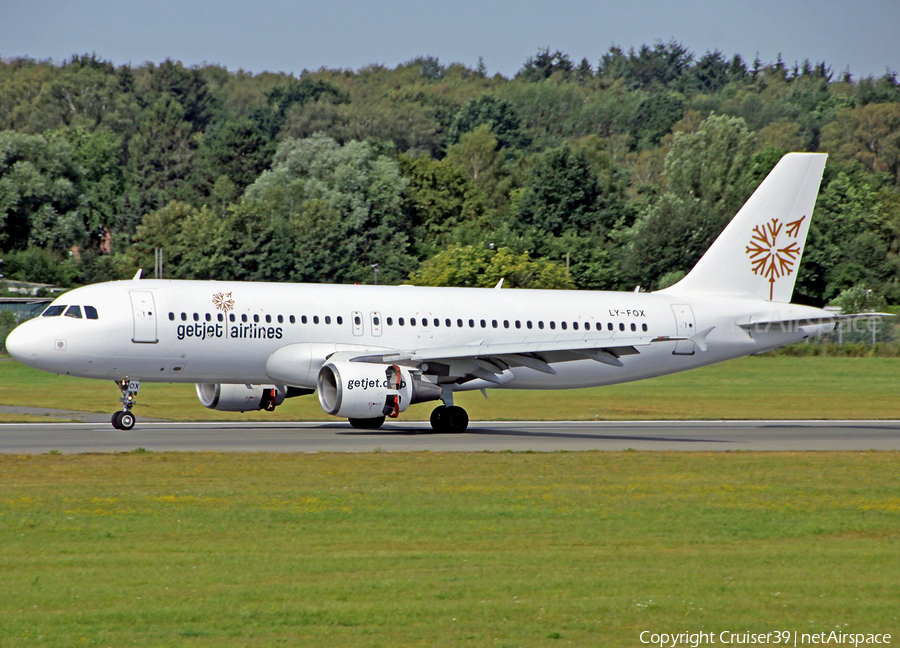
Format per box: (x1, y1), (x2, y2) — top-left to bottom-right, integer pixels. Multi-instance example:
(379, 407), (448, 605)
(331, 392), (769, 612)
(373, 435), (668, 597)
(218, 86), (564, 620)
(132, 269), (142, 281)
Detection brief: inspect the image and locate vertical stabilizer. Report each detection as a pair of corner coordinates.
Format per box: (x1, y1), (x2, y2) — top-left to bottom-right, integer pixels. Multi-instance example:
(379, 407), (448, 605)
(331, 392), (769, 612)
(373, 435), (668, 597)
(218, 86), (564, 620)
(659, 152), (827, 302)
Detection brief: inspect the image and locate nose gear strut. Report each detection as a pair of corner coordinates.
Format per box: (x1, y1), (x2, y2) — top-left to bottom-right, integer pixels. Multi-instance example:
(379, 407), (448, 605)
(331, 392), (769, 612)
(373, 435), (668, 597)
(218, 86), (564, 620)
(112, 379), (140, 430)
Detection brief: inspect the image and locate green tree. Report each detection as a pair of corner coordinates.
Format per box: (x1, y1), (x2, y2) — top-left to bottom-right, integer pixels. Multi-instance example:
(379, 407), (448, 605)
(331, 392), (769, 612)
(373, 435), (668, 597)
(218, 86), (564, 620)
(0, 130), (84, 251)
(124, 95), (196, 227)
(445, 94), (527, 149)
(238, 134), (414, 284)
(409, 244), (574, 289)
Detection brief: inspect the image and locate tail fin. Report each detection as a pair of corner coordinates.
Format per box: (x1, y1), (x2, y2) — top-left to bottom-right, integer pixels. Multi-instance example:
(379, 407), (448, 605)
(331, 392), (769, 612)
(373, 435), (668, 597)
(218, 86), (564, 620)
(659, 152), (827, 302)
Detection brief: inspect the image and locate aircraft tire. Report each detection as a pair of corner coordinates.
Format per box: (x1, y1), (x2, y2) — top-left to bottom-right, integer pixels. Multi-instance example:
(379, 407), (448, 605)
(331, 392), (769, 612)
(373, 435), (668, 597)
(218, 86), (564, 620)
(111, 412), (123, 429)
(349, 416), (385, 430)
(444, 406), (469, 432)
(430, 405), (447, 431)
(119, 411), (136, 430)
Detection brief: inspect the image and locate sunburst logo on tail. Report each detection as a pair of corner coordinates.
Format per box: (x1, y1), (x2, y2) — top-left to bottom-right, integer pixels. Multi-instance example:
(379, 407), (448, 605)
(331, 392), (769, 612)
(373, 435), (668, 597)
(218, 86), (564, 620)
(745, 216), (806, 300)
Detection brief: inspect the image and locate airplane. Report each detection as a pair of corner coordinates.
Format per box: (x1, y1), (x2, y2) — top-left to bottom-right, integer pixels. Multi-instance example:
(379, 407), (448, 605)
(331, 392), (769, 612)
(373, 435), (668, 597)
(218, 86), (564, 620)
(4, 153), (880, 432)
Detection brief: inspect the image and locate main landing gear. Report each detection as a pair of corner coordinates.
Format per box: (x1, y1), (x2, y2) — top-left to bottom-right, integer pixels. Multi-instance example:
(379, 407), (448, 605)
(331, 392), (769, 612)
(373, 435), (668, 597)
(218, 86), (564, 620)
(111, 379), (140, 430)
(430, 405), (469, 432)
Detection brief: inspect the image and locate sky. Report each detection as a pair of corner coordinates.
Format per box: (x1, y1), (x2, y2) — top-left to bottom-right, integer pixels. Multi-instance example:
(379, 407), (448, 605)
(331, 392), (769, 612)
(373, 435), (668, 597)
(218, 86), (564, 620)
(1, 0), (898, 80)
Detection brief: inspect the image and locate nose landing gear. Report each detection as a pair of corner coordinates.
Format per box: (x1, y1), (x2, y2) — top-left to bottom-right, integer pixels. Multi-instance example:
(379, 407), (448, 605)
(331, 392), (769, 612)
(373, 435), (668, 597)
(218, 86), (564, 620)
(112, 379), (140, 430)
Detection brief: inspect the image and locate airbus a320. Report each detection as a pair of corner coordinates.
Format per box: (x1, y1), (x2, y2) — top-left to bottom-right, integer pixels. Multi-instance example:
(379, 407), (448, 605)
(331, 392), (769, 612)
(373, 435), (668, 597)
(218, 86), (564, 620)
(7, 153), (873, 431)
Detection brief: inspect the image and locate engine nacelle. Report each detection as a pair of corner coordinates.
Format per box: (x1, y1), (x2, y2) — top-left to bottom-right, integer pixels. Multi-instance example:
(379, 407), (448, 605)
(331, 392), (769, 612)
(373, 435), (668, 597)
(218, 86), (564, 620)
(196, 383), (287, 412)
(317, 361), (441, 419)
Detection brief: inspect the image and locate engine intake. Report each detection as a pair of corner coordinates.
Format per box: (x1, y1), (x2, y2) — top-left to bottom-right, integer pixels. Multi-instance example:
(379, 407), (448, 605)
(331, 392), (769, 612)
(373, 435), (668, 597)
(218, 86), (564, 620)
(317, 361), (441, 419)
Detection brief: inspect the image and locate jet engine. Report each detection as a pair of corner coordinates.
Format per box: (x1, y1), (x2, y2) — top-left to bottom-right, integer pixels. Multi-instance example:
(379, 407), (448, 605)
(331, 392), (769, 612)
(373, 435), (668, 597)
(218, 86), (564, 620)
(317, 361), (441, 419)
(196, 383), (287, 412)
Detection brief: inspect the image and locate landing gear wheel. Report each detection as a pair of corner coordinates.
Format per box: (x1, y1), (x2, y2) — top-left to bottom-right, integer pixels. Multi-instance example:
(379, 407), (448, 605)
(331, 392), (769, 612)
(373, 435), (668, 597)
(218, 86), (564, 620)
(349, 416), (385, 430)
(118, 411), (136, 430)
(111, 411), (123, 429)
(430, 405), (468, 432)
(430, 405), (447, 431)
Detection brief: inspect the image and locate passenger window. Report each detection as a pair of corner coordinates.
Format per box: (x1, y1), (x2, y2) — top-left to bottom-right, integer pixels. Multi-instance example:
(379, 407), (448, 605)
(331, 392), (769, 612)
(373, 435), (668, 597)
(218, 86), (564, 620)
(373, 316), (380, 326)
(301, 315), (308, 324)
(181, 313), (187, 321)
(515, 320), (521, 329)
(325, 316), (331, 325)
(229, 314), (236, 322)
(337, 316), (343, 325)
(492, 320), (498, 328)
(434, 318), (440, 327)
(480, 319), (486, 328)
(631, 323), (637, 332)
(265, 314), (271, 323)
(468, 319), (475, 328)
(411, 318), (417, 326)
(538, 321), (544, 329)
(607, 323), (613, 331)
(503, 320), (509, 329)
(218, 313), (224, 322)
(354, 315), (361, 325)
(399, 317), (405, 326)
(253, 314), (259, 323)
(205, 313), (212, 322)
(596, 322), (602, 331)
(561, 321), (567, 330)
(85, 306), (99, 320)
(290, 315), (296, 324)
(573, 322), (579, 330)
(446, 318), (452, 327)
(65, 305), (83, 319)
(619, 323), (625, 331)
(550, 321), (556, 330)
(277, 315), (283, 324)
(168, 312), (175, 321)
(313, 316), (320, 324)
(526, 321), (533, 329)
(241, 314), (248, 323)
(42, 305), (66, 317)
(642, 323), (648, 332)
(193, 313), (199, 322)
(387, 317), (393, 326)
(457, 319), (463, 328)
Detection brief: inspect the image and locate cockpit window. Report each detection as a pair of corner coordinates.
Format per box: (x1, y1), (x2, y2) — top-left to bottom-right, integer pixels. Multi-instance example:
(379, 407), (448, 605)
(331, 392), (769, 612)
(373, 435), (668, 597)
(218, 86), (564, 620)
(84, 306), (99, 320)
(64, 305), (83, 319)
(42, 305), (66, 317)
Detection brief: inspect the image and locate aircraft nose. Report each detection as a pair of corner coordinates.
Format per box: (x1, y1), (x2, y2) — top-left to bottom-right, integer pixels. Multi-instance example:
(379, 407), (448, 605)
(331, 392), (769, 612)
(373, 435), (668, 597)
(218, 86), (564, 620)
(5, 321), (39, 364)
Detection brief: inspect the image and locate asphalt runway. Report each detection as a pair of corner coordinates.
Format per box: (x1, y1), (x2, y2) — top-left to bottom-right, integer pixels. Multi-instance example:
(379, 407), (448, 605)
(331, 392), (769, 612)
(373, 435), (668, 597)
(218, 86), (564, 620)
(1, 419), (899, 453)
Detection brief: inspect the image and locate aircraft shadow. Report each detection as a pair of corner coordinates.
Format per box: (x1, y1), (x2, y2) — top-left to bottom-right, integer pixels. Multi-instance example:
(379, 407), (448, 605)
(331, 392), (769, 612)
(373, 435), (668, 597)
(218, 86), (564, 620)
(338, 425), (737, 444)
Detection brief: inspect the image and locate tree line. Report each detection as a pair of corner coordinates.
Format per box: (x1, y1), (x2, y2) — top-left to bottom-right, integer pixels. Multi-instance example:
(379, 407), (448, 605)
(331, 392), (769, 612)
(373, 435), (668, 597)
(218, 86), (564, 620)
(1, 43), (899, 305)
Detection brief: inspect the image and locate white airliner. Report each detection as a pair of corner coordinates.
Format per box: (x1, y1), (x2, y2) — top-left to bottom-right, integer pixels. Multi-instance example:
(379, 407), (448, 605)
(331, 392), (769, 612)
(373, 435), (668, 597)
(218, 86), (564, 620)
(5, 153), (873, 431)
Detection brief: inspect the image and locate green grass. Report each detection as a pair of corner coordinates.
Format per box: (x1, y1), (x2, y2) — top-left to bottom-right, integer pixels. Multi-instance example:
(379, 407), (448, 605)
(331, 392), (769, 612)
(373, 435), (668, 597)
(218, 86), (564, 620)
(1, 452), (898, 646)
(1, 355), (899, 421)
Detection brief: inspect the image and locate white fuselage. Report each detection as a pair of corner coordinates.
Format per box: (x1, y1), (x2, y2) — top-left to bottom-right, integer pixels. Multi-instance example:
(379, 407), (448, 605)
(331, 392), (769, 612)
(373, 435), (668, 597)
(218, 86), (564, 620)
(8, 279), (833, 391)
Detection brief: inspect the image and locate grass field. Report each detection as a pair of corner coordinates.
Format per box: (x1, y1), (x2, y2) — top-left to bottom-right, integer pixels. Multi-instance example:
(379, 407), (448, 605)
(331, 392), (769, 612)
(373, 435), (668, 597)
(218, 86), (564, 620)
(1, 452), (898, 647)
(1, 355), (899, 421)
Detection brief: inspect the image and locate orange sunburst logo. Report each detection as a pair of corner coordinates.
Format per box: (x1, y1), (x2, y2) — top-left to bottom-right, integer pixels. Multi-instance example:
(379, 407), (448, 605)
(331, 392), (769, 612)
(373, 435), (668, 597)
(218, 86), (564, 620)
(745, 216), (806, 300)
(212, 291), (234, 313)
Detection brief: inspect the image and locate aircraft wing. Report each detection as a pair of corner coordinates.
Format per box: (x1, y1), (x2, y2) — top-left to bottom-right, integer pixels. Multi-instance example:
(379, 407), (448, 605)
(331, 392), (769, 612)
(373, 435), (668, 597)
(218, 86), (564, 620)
(343, 332), (708, 383)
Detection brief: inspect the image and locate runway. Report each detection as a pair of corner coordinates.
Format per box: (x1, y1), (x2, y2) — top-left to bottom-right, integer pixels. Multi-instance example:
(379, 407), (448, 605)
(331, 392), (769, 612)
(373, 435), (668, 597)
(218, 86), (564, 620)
(1, 419), (899, 453)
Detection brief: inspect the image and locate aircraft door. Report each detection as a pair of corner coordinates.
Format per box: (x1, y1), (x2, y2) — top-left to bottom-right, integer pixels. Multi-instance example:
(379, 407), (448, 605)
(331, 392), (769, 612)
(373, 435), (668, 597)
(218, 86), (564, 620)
(371, 311), (383, 337)
(129, 291), (158, 344)
(670, 304), (695, 355)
